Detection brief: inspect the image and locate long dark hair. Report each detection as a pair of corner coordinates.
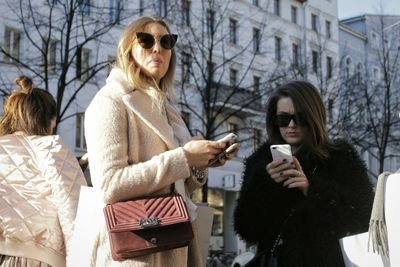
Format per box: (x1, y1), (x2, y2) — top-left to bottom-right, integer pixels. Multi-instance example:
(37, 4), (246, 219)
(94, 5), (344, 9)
(0, 76), (57, 136)
(266, 80), (334, 158)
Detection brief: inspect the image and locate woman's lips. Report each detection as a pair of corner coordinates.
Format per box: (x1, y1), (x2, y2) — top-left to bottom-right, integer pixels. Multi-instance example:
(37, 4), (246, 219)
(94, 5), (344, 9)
(151, 58), (162, 65)
(286, 132), (299, 137)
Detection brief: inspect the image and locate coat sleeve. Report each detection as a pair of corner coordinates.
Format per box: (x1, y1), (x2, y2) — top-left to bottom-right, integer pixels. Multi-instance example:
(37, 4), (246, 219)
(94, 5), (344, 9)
(38, 135), (87, 254)
(84, 93), (191, 204)
(304, 142), (374, 238)
(233, 144), (301, 247)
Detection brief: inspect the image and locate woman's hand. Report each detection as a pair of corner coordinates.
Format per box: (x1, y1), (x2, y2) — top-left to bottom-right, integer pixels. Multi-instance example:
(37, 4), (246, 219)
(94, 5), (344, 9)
(183, 138), (225, 168)
(266, 158), (295, 183)
(208, 143), (239, 168)
(282, 157), (309, 196)
(266, 156), (309, 196)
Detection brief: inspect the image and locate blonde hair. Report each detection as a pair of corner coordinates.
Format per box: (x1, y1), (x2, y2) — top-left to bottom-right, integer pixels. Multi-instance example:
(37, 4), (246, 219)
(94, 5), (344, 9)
(115, 16), (177, 111)
(0, 76), (57, 136)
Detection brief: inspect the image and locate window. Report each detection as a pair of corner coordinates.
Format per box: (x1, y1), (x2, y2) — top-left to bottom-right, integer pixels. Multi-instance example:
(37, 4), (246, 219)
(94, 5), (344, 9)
(253, 28), (260, 53)
(274, 0), (280, 16)
(230, 68), (237, 87)
(345, 57), (352, 79)
(292, 43), (299, 66)
(311, 14), (318, 32)
(76, 47), (90, 80)
(3, 27), (21, 63)
(356, 63), (362, 84)
(312, 50), (319, 73)
(328, 98), (334, 122)
(326, 56), (332, 79)
(182, 0), (191, 26)
(373, 67), (379, 80)
(181, 52), (192, 83)
(181, 111), (190, 128)
(159, 0), (167, 17)
(206, 9), (215, 35)
(229, 18), (237, 44)
(42, 39), (57, 73)
(253, 128), (261, 150)
(275, 36), (282, 61)
(139, 0), (144, 15)
(371, 32), (378, 44)
(109, 0), (121, 23)
(325, 20), (331, 38)
(253, 75), (260, 93)
(252, 0), (259, 7)
(78, 0), (90, 15)
(228, 122), (238, 135)
(291, 6), (297, 24)
(75, 113), (87, 150)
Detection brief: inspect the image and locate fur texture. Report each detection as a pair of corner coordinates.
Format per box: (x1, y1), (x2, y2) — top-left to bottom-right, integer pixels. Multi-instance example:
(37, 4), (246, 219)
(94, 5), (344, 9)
(234, 141), (374, 267)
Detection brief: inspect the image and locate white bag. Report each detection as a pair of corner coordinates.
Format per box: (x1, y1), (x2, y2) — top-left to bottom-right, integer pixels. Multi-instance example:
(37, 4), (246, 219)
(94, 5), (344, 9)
(195, 204), (215, 266)
(67, 186), (104, 267)
(340, 232), (390, 267)
(385, 173), (400, 266)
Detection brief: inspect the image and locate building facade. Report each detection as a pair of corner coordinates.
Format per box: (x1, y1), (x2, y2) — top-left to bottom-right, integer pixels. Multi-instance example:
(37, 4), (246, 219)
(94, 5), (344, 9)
(338, 14), (400, 177)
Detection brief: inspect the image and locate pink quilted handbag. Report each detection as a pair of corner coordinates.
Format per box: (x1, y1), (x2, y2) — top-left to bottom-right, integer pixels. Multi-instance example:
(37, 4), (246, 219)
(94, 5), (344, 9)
(103, 192), (194, 261)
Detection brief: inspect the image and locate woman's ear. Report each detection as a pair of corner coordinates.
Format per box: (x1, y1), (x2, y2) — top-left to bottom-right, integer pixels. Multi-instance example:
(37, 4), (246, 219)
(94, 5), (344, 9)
(49, 117), (57, 134)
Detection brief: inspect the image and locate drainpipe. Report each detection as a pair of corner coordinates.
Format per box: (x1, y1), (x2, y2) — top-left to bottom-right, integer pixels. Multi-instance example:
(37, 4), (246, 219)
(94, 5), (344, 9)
(302, 1), (308, 79)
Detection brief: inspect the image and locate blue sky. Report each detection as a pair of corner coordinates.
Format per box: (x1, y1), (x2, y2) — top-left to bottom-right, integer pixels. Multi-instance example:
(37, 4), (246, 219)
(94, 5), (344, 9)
(338, 0), (400, 19)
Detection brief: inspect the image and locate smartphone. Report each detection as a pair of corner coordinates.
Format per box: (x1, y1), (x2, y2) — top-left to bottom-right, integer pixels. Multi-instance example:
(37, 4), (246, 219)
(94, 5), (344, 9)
(216, 133), (237, 144)
(208, 133), (238, 165)
(208, 143), (239, 165)
(270, 144), (293, 162)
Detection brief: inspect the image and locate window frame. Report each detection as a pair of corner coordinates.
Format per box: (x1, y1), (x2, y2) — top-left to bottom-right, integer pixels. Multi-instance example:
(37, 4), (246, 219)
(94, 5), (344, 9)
(3, 27), (21, 63)
(253, 28), (260, 53)
(229, 18), (237, 44)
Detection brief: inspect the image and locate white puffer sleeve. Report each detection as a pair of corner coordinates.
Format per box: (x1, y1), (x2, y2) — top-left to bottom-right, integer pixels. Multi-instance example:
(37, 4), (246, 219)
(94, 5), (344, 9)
(34, 135), (87, 254)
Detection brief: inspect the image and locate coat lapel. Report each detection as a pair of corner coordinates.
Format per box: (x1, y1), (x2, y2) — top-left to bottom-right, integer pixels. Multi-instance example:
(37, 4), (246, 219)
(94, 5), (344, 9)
(122, 91), (178, 150)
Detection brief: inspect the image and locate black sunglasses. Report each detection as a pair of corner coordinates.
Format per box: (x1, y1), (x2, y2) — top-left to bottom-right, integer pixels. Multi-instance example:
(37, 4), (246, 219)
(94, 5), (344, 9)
(136, 32), (178, 50)
(274, 113), (306, 127)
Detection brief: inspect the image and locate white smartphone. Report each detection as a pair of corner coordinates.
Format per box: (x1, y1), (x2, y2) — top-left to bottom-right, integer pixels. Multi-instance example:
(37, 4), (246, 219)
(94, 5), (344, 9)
(208, 133), (238, 165)
(270, 144), (293, 162)
(216, 133), (237, 144)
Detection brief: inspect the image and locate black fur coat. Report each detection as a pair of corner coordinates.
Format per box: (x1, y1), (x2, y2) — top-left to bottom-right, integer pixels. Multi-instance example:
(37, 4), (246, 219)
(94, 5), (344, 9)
(234, 141), (374, 267)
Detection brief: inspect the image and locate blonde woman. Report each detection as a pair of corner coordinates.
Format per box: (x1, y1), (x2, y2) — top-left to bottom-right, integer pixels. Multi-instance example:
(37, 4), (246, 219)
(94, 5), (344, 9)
(0, 76), (86, 267)
(82, 16), (236, 266)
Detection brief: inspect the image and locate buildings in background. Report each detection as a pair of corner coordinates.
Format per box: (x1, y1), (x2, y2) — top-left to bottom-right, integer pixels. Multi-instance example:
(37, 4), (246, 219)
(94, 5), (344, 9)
(338, 14), (400, 177)
(1, 0), (398, 256)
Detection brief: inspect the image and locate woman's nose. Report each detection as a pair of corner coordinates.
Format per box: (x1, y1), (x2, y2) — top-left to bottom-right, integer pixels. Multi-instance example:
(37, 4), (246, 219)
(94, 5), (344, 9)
(288, 118), (297, 127)
(152, 40), (161, 53)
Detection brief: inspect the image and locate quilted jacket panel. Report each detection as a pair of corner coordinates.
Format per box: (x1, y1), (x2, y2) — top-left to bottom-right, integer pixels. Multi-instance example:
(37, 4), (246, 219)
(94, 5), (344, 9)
(0, 133), (86, 265)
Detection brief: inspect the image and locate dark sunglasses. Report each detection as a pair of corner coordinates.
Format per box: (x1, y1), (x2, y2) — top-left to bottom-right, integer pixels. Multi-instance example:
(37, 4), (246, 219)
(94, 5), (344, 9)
(136, 32), (178, 50)
(274, 113), (306, 127)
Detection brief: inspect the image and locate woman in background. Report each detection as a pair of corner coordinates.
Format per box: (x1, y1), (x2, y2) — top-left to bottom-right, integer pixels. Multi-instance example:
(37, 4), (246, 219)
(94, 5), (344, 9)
(0, 76), (86, 267)
(234, 80), (374, 267)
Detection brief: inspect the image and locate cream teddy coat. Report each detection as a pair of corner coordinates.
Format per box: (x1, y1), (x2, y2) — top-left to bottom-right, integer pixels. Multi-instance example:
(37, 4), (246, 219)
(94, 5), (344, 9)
(83, 68), (205, 267)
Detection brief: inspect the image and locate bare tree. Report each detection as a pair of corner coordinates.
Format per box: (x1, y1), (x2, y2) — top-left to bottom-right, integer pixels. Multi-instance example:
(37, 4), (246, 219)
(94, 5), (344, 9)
(0, 0), (135, 131)
(171, 0), (295, 201)
(336, 15), (400, 176)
